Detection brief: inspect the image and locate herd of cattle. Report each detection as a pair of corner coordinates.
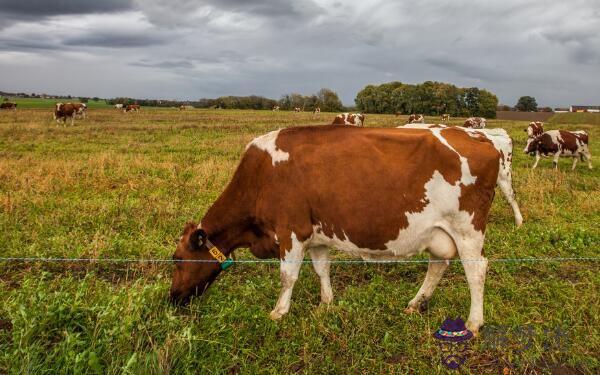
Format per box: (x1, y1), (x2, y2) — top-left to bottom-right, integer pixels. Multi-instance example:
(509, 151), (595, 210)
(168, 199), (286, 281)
(2, 102), (593, 171)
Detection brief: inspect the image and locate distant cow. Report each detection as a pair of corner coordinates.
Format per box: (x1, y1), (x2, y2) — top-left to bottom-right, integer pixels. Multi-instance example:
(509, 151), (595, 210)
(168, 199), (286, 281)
(179, 105), (186, 111)
(114, 104), (124, 109)
(0, 102), (17, 110)
(54, 103), (77, 126)
(73, 103), (87, 119)
(441, 114), (450, 123)
(313, 107), (321, 114)
(123, 104), (140, 113)
(464, 117), (486, 129)
(294, 107), (301, 112)
(332, 113), (365, 127)
(524, 130), (592, 170)
(170, 126), (506, 335)
(272, 106), (280, 111)
(408, 114), (424, 124)
(525, 122), (544, 138)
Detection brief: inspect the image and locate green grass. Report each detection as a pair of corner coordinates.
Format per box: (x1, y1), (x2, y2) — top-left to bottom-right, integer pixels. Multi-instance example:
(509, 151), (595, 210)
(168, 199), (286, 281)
(5, 98), (111, 109)
(549, 112), (600, 125)
(0, 109), (599, 373)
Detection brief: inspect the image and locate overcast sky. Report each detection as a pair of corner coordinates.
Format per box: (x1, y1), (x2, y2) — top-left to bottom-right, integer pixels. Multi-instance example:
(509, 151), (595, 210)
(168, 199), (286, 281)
(0, 0), (599, 107)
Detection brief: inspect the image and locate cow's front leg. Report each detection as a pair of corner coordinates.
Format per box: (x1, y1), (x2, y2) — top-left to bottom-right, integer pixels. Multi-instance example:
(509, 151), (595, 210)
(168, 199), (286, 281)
(270, 234), (305, 320)
(309, 246), (333, 304)
(553, 151), (561, 169)
(571, 157), (578, 170)
(532, 152), (541, 169)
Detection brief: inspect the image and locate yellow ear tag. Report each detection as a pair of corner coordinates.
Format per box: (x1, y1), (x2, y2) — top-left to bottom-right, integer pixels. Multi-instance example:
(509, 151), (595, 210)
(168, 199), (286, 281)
(208, 247), (233, 270)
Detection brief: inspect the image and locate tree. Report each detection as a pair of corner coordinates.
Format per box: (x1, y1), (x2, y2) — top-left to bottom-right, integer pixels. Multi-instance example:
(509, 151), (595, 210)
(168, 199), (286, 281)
(515, 96), (538, 112)
(316, 88), (343, 112)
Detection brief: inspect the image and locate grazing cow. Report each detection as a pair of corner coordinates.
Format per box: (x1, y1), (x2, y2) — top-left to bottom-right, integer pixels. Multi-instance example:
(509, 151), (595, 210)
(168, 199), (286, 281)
(294, 107), (301, 112)
(170, 125), (505, 334)
(72, 103), (87, 119)
(464, 117), (486, 129)
(313, 107), (321, 114)
(332, 113), (365, 126)
(114, 104), (124, 109)
(524, 130), (592, 170)
(123, 104), (140, 113)
(408, 114), (425, 124)
(54, 103), (77, 126)
(272, 106), (280, 111)
(441, 114), (450, 123)
(399, 123), (523, 227)
(180, 105), (186, 111)
(0, 102), (17, 110)
(525, 122), (544, 138)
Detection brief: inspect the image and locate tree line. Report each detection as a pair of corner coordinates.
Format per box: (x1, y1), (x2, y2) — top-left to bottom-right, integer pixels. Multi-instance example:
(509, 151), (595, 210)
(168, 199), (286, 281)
(355, 81), (498, 118)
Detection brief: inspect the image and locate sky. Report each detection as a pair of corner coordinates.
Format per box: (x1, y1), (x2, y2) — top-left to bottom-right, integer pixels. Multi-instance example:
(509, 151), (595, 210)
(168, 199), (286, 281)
(0, 0), (599, 107)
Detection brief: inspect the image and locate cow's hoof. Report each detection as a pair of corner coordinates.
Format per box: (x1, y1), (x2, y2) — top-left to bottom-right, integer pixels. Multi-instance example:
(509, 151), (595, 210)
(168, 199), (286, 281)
(269, 310), (284, 320)
(404, 305), (419, 314)
(466, 320), (481, 337)
(321, 294), (334, 304)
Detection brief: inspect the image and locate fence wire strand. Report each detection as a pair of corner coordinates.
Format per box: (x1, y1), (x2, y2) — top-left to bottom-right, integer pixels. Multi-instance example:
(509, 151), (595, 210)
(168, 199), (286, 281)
(1, 256), (599, 265)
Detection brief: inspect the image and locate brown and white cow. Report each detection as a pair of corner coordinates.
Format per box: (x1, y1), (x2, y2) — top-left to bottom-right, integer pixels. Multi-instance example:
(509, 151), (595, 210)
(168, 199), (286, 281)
(73, 103), (87, 119)
(525, 122), (544, 139)
(170, 125), (505, 334)
(123, 104), (140, 113)
(272, 106), (280, 111)
(114, 104), (124, 109)
(524, 130), (592, 170)
(313, 107), (321, 114)
(408, 114), (425, 124)
(180, 105), (186, 111)
(54, 103), (78, 126)
(464, 117), (486, 129)
(441, 114), (450, 123)
(399, 123), (523, 227)
(294, 107), (302, 112)
(332, 113), (365, 126)
(0, 102), (17, 110)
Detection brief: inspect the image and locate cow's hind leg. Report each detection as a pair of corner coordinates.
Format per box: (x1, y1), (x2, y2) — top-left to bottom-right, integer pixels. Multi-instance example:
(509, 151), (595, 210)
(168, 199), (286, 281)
(309, 246), (333, 304)
(532, 152), (541, 169)
(456, 237), (487, 336)
(405, 228), (455, 314)
(571, 157), (578, 170)
(270, 233), (305, 320)
(497, 171), (523, 226)
(582, 151), (593, 169)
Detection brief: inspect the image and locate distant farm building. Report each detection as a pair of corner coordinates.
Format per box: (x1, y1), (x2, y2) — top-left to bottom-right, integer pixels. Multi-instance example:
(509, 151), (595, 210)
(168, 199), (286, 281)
(570, 105), (600, 113)
(554, 108), (569, 113)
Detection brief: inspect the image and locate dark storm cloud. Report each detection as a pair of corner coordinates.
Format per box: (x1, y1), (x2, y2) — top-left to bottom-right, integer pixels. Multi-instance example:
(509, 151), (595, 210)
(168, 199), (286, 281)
(131, 59), (194, 69)
(0, 0), (133, 17)
(63, 32), (167, 48)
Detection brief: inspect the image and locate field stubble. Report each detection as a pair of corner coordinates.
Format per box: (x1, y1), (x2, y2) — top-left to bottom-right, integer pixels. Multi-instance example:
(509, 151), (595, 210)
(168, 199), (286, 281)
(0, 108), (599, 373)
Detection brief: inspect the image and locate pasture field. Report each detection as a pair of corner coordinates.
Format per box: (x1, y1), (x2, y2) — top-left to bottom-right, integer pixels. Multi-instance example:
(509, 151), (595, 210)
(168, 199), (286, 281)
(0, 109), (599, 374)
(4, 98), (111, 109)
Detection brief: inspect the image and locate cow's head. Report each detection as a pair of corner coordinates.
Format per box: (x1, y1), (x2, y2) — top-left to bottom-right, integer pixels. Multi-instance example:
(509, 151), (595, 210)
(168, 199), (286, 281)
(524, 137), (539, 154)
(169, 222), (224, 305)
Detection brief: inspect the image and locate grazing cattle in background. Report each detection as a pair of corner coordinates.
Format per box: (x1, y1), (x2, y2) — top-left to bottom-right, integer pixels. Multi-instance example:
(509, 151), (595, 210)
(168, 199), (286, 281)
(464, 117), (486, 129)
(294, 107), (301, 112)
(313, 107), (321, 114)
(179, 105), (186, 111)
(54, 103), (77, 126)
(272, 106), (280, 111)
(332, 113), (365, 126)
(73, 103), (87, 119)
(525, 122), (544, 138)
(524, 130), (592, 170)
(441, 114), (450, 123)
(399, 123), (523, 226)
(0, 102), (17, 110)
(170, 126), (504, 334)
(123, 104), (140, 113)
(408, 114), (424, 124)
(114, 104), (124, 109)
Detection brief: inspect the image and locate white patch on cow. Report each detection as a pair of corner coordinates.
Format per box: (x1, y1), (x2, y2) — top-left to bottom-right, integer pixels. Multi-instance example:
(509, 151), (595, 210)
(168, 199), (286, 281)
(247, 129), (290, 166)
(548, 130), (562, 145)
(429, 128), (477, 185)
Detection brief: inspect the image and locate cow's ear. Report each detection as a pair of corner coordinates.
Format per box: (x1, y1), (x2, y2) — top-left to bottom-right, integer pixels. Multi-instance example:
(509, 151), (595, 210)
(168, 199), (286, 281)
(189, 229), (207, 251)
